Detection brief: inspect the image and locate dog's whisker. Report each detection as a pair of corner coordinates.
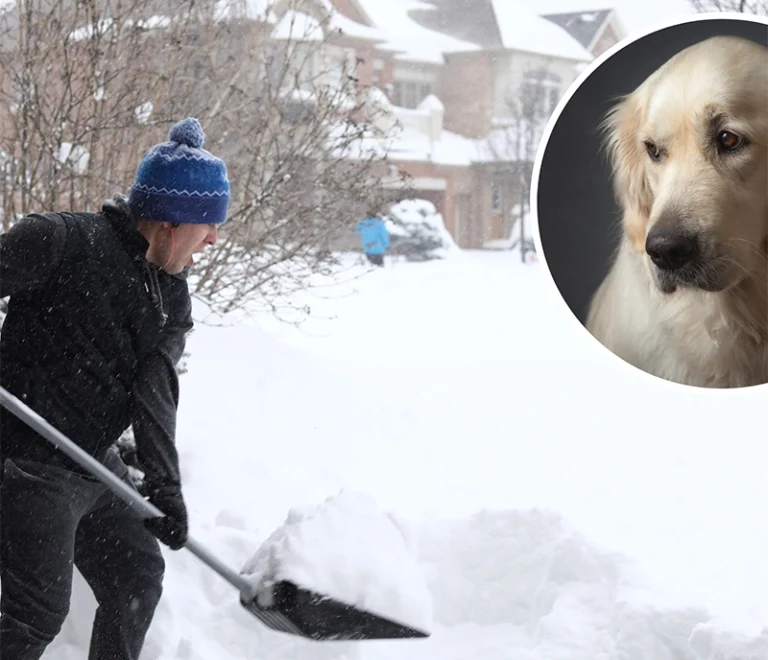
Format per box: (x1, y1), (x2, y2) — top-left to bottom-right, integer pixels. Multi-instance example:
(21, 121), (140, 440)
(727, 238), (768, 266)
(719, 256), (768, 293)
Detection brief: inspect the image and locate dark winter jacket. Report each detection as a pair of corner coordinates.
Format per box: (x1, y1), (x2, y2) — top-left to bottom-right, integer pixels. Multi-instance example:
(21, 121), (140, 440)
(0, 196), (192, 490)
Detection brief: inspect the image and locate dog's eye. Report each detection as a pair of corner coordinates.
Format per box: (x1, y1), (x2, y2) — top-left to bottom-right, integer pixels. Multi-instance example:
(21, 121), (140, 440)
(717, 130), (745, 152)
(644, 140), (662, 162)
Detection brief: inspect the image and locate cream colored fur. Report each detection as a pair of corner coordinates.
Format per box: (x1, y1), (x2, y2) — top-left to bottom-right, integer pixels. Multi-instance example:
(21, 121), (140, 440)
(586, 36), (768, 388)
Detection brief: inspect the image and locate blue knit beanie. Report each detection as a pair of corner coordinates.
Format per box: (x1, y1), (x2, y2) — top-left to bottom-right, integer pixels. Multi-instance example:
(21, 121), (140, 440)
(128, 117), (230, 226)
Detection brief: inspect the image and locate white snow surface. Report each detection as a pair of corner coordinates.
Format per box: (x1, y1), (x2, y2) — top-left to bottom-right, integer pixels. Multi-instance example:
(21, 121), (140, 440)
(240, 490), (433, 633)
(356, 0), (480, 64)
(36, 251), (768, 659)
(490, 0), (594, 61)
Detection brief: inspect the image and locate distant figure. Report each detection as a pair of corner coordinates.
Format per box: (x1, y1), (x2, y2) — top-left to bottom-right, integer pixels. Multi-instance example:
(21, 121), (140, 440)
(355, 212), (390, 267)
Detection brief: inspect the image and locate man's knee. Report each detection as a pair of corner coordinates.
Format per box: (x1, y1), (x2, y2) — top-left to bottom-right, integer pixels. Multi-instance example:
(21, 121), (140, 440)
(98, 548), (165, 617)
(136, 553), (165, 614)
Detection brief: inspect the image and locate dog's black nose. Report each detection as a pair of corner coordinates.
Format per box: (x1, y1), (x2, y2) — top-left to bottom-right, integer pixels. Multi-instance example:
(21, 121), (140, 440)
(645, 228), (698, 270)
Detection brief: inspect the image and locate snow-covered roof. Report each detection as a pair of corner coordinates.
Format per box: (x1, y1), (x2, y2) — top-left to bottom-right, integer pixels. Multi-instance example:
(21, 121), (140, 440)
(490, 0), (593, 61)
(354, 0), (594, 64)
(355, 0), (481, 65)
(542, 9), (615, 51)
(373, 100), (537, 167)
(383, 124), (479, 167)
(214, 0), (278, 23)
(271, 10), (324, 41)
(330, 11), (387, 42)
(518, 0), (693, 38)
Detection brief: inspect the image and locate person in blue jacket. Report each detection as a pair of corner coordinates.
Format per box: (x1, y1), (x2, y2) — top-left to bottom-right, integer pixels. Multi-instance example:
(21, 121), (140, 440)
(355, 211), (390, 267)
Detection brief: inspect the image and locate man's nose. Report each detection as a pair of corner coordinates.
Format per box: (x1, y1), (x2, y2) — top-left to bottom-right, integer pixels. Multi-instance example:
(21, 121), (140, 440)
(206, 226), (218, 245)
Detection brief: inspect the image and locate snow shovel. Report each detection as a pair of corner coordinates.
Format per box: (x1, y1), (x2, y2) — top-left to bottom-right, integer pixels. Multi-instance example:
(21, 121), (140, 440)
(0, 385), (431, 642)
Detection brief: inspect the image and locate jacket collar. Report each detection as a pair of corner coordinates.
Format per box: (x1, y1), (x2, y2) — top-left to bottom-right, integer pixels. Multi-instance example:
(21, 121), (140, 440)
(102, 194), (188, 281)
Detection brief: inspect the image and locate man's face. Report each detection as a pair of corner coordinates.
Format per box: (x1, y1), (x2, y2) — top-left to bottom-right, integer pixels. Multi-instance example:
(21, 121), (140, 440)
(156, 222), (218, 274)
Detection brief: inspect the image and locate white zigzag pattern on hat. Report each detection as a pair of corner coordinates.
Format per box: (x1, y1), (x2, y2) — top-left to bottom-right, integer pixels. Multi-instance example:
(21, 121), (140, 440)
(133, 183), (228, 197)
(155, 152), (219, 163)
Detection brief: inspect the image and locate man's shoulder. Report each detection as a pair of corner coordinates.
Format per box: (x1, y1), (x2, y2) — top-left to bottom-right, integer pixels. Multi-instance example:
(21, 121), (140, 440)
(4, 212), (69, 255)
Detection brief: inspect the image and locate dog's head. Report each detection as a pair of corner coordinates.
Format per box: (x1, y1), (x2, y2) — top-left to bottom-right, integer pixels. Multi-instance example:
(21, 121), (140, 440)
(602, 36), (768, 294)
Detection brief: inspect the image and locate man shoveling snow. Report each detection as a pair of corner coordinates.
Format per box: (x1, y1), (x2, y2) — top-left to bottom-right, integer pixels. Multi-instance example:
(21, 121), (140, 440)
(0, 116), (431, 658)
(0, 116), (227, 660)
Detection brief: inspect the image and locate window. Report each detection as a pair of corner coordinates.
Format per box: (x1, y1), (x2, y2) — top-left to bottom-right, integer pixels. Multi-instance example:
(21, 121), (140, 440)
(372, 58), (384, 88)
(391, 81), (432, 109)
(491, 181), (502, 213)
(520, 68), (562, 121)
(328, 54), (346, 89)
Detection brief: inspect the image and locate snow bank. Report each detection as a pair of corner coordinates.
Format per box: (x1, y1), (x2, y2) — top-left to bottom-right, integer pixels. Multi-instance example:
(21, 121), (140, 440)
(32, 253), (768, 659)
(414, 508), (768, 660)
(240, 490), (433, 634)
(386, 199), (458, 260)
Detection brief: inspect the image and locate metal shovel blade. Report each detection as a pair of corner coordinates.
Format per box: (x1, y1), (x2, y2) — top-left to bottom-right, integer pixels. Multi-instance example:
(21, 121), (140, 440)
(240, 580), (431, 641)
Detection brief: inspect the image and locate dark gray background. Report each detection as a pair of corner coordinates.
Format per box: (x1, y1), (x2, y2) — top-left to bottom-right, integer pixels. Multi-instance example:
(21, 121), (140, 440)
(536, 18), (768, 326)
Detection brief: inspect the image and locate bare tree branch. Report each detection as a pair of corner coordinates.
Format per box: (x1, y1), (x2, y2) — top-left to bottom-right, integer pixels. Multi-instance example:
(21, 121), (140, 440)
(0, 0), (409, 317)
(688, 0), (768, 13)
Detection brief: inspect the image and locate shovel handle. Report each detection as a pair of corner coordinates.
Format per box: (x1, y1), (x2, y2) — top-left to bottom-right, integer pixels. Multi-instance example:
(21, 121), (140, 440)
(0, 385), (254, 597)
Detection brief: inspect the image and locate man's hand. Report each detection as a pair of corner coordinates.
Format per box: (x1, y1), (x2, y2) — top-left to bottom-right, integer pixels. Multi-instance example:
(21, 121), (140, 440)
(144, 484), (188, 550)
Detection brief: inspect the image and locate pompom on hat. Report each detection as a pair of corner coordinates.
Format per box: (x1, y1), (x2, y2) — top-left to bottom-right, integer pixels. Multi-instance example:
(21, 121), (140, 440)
(128, 117), (230, 226)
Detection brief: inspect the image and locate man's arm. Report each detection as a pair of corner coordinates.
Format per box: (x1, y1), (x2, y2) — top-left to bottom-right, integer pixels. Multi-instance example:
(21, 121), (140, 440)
(131, 339), (184, 490)
(131, 315), (192, 491)
(130, 275), (194, 550)
(0, 213), (67, 298)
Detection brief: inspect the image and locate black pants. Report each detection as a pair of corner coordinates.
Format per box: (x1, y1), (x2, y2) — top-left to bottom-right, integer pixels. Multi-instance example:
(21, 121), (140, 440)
(0, 448), (164, 660)
(365, 253), (384, 267)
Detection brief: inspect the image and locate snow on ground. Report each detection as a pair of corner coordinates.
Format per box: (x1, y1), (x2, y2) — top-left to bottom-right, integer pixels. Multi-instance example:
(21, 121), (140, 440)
(45, 250), (768, 659)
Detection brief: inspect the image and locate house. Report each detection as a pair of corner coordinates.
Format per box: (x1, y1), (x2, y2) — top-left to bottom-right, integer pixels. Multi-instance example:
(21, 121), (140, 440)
(343, 0), (600, 249)
(0, 0), (626, 250)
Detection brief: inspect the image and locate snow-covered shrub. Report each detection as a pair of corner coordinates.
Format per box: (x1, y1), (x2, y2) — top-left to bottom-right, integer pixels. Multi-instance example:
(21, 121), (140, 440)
(385, 199), (458, 261)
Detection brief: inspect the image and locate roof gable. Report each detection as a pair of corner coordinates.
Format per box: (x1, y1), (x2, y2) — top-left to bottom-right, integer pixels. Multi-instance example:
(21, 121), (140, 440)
(541, 9), (613, 50)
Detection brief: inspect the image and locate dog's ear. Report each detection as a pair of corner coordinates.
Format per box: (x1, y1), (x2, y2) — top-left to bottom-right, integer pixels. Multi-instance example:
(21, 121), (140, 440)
(600, 93), (653, 248)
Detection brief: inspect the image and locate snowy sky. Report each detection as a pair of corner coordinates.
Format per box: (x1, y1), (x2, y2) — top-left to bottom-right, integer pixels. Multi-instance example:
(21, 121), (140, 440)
(0, 0), (702, 38)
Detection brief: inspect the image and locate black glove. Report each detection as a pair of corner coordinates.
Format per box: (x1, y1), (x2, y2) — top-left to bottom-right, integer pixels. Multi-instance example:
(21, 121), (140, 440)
(144, 484), (188, 550)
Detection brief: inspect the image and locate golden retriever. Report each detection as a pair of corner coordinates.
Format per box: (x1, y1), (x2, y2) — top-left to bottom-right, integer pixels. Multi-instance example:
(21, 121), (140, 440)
(586, 35), (768, 388)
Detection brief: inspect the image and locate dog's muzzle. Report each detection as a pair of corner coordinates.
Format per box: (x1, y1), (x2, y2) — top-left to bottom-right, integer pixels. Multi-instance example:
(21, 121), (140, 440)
(645, 226), (725, 294)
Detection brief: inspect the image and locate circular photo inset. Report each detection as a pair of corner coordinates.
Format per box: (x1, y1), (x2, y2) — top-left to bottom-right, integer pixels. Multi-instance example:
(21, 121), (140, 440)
(532, 14), (768, 390)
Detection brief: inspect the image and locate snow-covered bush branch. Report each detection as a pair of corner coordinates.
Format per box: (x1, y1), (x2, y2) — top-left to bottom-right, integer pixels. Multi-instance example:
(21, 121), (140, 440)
(0, 0), (408, 312)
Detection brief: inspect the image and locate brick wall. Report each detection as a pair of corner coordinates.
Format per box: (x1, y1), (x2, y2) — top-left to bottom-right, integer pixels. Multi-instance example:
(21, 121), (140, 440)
(385, 159), (508, 249)
(437, 51), (494, 140)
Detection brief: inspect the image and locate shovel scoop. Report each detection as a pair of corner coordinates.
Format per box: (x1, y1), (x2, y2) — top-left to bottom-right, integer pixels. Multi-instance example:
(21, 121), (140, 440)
(241, 580), (430, 640)
(0, 385), (431, 641)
